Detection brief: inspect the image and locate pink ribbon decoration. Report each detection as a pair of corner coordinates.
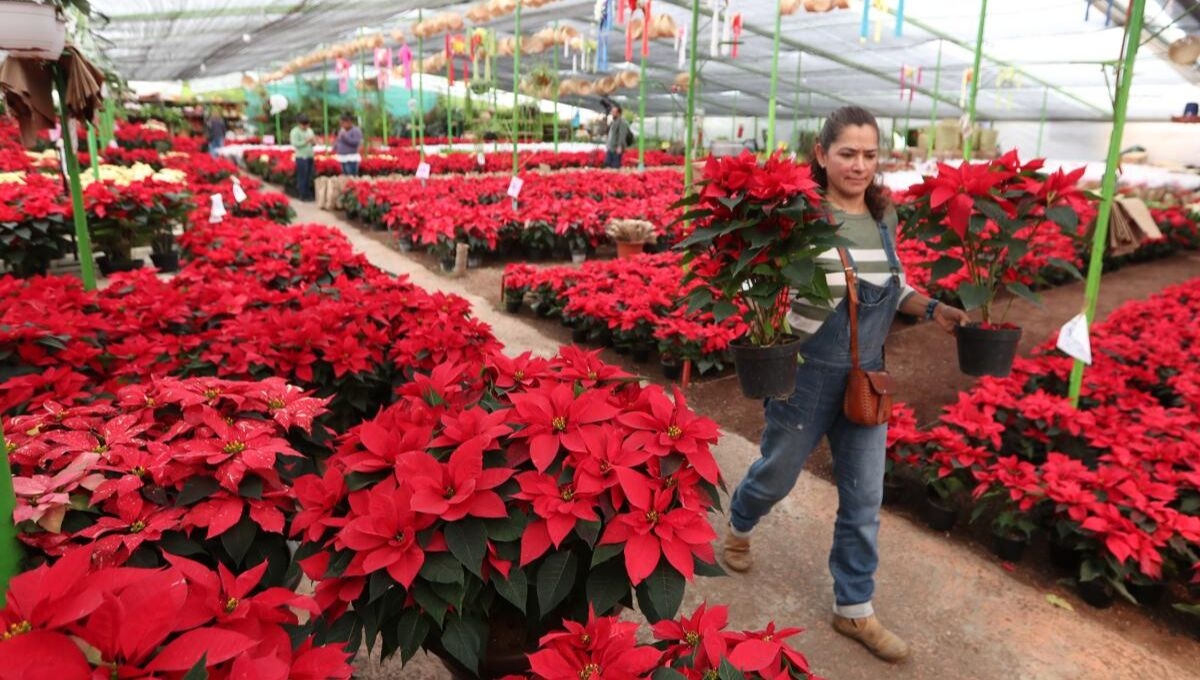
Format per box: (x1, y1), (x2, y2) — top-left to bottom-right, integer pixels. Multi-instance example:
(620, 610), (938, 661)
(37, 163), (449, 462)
(398, 44), (413, 90)
(336, 57), (351, 94)
(730, 12), (742, 58)
(374, 47), (392, 89)
(642, 0), (652, 58)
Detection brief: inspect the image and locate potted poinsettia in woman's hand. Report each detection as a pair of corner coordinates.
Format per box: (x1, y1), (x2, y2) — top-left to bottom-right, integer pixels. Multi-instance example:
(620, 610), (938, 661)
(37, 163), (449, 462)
(675, 151), (843, 399)
(903, 151), (1088, 377)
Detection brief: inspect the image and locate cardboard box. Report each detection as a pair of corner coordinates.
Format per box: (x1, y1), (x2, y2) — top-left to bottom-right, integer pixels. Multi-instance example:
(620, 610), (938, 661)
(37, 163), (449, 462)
(1109, 197), (1164, 256)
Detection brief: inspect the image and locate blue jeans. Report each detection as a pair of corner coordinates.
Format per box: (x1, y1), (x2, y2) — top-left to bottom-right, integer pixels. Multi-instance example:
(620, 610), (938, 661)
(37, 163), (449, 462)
(295, 157), (314, 200)
(604, 150), (623, 168)
(341, 161), (359, 176)
(208, 139), (223, 159)
(730, 225), (903, 612)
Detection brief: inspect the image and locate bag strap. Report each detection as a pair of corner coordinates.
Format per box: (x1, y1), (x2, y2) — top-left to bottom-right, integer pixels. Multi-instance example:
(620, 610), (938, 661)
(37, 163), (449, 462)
(837, 248), (861, 371)
(877, 221), (903, 280)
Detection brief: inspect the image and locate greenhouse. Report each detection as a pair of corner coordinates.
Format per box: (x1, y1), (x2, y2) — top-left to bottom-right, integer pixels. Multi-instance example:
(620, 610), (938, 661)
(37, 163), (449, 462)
(1, 1), (1198, 679)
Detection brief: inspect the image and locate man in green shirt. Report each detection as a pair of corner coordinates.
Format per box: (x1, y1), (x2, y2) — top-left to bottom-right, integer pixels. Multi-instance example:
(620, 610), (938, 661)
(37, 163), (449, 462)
(290, 114), (316, 201)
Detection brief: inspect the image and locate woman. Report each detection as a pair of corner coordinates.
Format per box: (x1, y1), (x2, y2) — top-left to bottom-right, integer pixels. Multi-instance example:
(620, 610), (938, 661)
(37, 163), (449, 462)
(722, 106), (969, 663)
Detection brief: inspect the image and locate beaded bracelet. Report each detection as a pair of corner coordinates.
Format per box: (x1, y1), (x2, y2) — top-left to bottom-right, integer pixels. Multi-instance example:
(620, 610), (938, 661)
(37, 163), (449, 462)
(924, 299), (940, 321)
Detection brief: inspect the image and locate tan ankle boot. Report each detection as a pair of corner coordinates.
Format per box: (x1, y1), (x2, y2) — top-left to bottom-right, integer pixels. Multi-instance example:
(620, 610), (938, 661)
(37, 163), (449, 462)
(832, 614), (911, 663)
(722, 530), (753, 572)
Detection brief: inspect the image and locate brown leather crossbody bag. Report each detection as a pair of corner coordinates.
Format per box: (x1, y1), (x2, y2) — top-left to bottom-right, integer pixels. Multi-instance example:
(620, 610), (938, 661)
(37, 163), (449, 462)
(838, 249), (896, 427)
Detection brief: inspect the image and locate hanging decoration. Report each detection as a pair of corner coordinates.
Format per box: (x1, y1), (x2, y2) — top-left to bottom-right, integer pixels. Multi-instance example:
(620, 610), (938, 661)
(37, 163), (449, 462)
(720, 1), (734, 56)
(710, 0), (724, 57)
(730, 12), (743, 58)
(335, 57), (351, 94)
(374, 47), (392, 89)
(397, 43), (414, 90)
(594, 0), (612, 72)
(959, 67), (973, 108)
(676, 26), (687, 69)
(872, 0), (887, 42)
(859, 0), (870, 42)
(894, 0), (906, 36)
(899, 63), (920, 101)
(781, 0), (802, 15)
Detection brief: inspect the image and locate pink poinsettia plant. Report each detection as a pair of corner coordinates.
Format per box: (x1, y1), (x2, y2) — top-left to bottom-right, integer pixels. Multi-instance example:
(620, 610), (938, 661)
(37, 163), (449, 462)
(902, 151), (1090, 324)
(289, 346), (724, 675)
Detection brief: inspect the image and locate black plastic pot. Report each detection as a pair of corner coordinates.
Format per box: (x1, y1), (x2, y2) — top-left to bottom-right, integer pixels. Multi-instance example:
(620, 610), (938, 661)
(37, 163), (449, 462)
(661, 359), (682, 381)
(729, 336), (803, 400)
(96, 256), (144, 276)
(571, 327), (590, 344)
(631, 344), (653, 364)
(534, 303), (554, 318)
(1048, 538), (1082, 573)
(991, 533), (1029, 563)
(922, 491), (958, 532)
(150, 251), (180, 273)
(1077, 579), (1115, 609)
(439, 257), (456, 273)
(504, 299), (522, 314)
(955, 323), (1023, 377)
(591, 326), (613, 347)
(1126, 581), (1166, 606)
(882, 479), (906, 506)
(613, 344), (631, 355)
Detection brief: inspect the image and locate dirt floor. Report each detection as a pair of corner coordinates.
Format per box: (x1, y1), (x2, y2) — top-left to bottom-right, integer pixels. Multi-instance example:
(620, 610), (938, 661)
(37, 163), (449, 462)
(286, 195), (1200, 679)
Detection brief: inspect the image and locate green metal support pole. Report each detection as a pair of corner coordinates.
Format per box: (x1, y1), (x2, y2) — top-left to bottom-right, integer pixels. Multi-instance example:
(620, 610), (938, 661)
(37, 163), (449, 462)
(86, 124), (100, 180)
(962, 0), (988, 162)
(638, 42), (648, 169)
(927, 39), (943, 157)
(52, 65), (96, 291)
(322, 57), (330, 141)
(358, 28), (367, 132)
(274, 112), (282, 146)
(1035, 86), (1049, 157)
(0, 425), (19, 607)
(683, 0), (702, 189)
(553, 21), (560, 153)
(380, 85), (389, 144)
(513, 0), (522, 177)
(419, 12), (426, 159)
(766, 0), (783, 154)
(1069, 0), (1147, 406)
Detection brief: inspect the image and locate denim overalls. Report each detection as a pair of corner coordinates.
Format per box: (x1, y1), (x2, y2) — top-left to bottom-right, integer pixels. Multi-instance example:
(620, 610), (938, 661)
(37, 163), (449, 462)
(730, 221), (903, 614)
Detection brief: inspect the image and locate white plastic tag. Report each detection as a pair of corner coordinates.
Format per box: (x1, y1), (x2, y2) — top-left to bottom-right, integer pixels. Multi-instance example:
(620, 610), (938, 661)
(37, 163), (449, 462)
(263, 135), (275, 145)
(209, 193), (227, 223)
(231, 178), (247, 203)
(507, 176), (524, 198)
(415, 162), (432, 180)
(477, 152), (486, 166)
(1056, 313), (1092, 365)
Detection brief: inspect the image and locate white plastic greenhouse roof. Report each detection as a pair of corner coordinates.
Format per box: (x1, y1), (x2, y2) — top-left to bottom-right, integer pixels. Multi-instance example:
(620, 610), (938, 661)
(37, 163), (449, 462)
(91, 0), (1200, 121)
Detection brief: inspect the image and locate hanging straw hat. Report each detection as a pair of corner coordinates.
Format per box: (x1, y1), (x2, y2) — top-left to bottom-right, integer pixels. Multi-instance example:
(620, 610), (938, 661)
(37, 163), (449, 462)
(1168, 35), (1200, 65)
(653, 14), (678, 39)
(618, 71), (640, 89)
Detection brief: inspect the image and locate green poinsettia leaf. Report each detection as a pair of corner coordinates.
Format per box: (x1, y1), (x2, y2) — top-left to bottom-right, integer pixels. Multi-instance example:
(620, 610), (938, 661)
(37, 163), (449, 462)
(536, 552), (578, 618)
(585, 558), (630, 616)
(492, 569), (528, 613)
(445, 519), (488, 578)
(634, 561), (685, 623)
(440, 615), (485, 675)
(956, 282), (992, 312)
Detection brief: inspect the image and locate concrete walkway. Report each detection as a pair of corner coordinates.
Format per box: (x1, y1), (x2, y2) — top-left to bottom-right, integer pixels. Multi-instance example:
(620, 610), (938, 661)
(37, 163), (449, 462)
(289, 200), (1198, 680)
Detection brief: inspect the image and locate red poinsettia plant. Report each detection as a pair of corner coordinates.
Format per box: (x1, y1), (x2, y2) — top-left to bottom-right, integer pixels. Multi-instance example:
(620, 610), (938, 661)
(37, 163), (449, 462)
(0, 547), (354, 679)
(290, 347), (724, 675)
(675, 151), (843, 347)
(902, 151), (1089, 324)
(515, 602), (823, 680)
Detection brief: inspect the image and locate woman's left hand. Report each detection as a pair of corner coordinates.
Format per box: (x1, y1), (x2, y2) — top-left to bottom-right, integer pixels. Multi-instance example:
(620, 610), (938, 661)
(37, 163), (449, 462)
(933, 303), (971, 334)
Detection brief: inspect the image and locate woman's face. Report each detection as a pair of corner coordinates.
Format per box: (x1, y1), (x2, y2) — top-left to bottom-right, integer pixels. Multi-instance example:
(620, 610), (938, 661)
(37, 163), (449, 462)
(816, 124), (879, 205)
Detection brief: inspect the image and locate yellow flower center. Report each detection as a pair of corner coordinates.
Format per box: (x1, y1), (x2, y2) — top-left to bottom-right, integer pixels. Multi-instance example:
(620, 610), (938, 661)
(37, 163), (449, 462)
(514, 370), (525, 380)
(394, 531), (406, 543)
(144, 397), (156, 408)
(267, 398), (285, 410)
(587, 371), (598, 381)
(685, 631), (700, 647)
(646, 510), (659, 524)
(131, 465), (147, 477)
(667, 425), (683, 439)
(223, 440), (246, 454)
(2, 621), (31, 640)
(704, 670), (719, 680)
(4, 441), (15, 455)
(598, 460), (611, 473)
(551, 416), (568, 432)
(444, 485), (457, 499)
(203, 388), (220, 399)
(129, 520), (146, 533)
(579, 663), (599, 680)
(560, 485), (575, 502)
(224, 597), (239, 614)
(93, 444), (109, 454)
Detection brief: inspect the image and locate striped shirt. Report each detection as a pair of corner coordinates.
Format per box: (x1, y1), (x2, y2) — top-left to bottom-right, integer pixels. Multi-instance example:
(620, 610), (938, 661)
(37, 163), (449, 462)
(787, 208), (917, 342)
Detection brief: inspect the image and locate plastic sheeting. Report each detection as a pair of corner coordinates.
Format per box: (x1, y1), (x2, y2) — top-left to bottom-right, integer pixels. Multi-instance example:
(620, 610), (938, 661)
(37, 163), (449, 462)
(92, 0), (1200, 121)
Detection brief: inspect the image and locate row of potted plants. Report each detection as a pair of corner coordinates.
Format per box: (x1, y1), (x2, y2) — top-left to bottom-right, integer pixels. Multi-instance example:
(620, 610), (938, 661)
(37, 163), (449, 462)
(502, 253), (747, 377)
(889, 275), (1200, 613)
(244, 147), (683, 185)
(1, 175), (823, 677)
(342, 169), (684, 261)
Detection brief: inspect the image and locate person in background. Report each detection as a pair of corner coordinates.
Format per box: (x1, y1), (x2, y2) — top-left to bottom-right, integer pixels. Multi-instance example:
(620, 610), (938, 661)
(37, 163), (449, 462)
(205, 108), (227, 159)
(605, 106), (629, 169)
(721, 105), (970, 665)
(290, 114), (316, 202)
(334, 113), (363, 176)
